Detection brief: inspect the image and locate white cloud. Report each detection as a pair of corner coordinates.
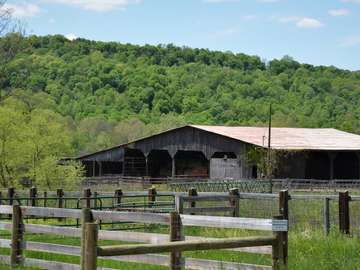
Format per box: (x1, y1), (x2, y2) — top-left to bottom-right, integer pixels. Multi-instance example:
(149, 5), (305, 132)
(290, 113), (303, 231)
(340, 35), (360, 47)
(65, 33), (78, 40)
(1, 3), (41, 18)
(296, 17), (324, 28)
(278, 16), (324, 28)
(328, 9), (349, 16)
(47, 0), (140, 12)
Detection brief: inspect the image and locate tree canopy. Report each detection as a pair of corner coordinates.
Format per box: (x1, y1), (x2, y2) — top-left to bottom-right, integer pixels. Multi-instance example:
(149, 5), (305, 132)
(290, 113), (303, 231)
(0, 34), (360, 187)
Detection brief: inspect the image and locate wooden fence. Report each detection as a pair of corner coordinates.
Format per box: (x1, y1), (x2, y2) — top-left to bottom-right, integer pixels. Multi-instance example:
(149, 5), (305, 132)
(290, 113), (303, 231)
(0, 187), (358, 235)
(0, 205), (288, 270)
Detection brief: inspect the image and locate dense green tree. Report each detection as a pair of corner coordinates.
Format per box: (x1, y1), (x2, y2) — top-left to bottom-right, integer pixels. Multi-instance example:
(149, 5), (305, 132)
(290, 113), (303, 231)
(0, 100), (83, 189)
(0, 34), (360, 159)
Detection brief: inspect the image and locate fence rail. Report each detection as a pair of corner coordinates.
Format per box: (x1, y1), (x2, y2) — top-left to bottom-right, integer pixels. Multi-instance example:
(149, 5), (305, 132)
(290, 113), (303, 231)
(0, 202), (288, 270)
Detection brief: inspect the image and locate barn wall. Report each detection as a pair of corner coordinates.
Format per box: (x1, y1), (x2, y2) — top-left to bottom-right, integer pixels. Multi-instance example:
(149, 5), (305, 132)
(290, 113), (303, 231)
(77, 126), (254, 178)
(131, 126), (251, 178)
(131, 127), (245, 158)
(210, 158), (241, 179)
(78, 147), (124, 162)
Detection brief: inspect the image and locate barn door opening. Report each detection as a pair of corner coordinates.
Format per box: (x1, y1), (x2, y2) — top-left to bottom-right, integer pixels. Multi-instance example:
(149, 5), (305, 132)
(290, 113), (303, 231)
(174, 151), (209, 178)
(305, 152), (330, 180)
(147, 150), (172, 178)
(334, 152), (359, 179)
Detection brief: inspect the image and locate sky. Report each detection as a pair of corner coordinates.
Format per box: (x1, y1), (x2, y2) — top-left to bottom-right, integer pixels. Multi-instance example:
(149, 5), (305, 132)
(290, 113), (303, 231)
(2, 0), (360, 71)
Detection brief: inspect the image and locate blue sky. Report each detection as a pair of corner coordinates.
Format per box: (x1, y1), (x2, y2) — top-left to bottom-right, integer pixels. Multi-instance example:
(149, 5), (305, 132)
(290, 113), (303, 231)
(3, 0), (360, 70)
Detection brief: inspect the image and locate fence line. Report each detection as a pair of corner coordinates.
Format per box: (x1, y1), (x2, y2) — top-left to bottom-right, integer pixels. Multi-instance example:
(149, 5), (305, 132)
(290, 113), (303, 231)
(0, 201), (288, 270)
(0, 186), (358, 234)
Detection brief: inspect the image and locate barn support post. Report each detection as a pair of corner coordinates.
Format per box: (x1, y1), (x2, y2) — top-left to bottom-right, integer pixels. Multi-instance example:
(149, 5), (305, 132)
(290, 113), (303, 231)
(171, 157), (176, 178)
(328, 153), (337, 180)
(145, 156), (149, 177)
(323, 197), (330, 236)
(339, 191), (350, 234)
(121, 157), (126, 176)
(188, 188), (198, 215)
(229, 188), (240, 217)
(10, 204), (24, 267)
(170, 211), (184, 270)
(98, 161), (102, 176)
(91, 160), (95, 177)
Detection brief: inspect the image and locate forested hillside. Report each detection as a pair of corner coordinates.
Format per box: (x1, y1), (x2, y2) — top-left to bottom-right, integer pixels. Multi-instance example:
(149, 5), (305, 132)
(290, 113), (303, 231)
(1, 34), (360, 157)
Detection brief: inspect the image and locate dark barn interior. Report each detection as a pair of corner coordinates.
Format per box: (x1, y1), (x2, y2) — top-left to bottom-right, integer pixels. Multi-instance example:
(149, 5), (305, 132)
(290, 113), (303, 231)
(75, 125), (360, 181)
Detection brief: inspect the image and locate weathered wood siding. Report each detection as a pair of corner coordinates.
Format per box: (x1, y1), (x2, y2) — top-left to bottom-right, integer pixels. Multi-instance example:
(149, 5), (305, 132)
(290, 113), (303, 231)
(130, 126), (246, 159)
(77, 126), (253, 178)
(210, 158), (242, 179)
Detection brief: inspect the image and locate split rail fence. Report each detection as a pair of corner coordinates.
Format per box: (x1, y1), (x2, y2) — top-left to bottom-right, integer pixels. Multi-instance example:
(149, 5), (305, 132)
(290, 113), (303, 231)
(0, 205), (288, 270)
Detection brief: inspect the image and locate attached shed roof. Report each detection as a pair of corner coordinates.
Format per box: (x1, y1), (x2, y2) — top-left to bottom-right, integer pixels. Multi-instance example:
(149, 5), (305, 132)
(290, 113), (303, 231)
(190, 125), (360, 151)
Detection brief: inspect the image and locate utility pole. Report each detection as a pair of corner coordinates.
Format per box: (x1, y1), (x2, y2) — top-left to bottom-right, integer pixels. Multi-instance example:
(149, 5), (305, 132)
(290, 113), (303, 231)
(267, 103), (273, 193)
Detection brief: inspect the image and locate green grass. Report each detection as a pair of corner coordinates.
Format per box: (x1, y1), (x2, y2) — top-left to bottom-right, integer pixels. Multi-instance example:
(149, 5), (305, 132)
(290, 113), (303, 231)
(2, 227), (360, 269)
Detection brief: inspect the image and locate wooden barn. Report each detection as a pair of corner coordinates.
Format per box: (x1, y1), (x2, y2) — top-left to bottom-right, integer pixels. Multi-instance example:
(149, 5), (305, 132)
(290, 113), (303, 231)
(74, 125), (360, 180)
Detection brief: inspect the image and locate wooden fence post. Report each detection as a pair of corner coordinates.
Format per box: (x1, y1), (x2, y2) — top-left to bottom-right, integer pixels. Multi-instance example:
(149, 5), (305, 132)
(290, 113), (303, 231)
(8, 187), (15, 219)
(148, 187), (157, 208)
(278, 190), (288, 269)
(82, 222), (98, 270)
(323, 197), (330, 236)
(175, 195), (184, 214)
(170, 211), (184, 270)
(83, 188), (92, 208)
(57, 188), (64, 221)
(8, 187), (15, 206)
(188, 188), (197, 215)
(114, 189), (123, 209)
(339, 191), (350, 234)
(93, 191), (98, 209)
(11, 204), (24, 267)
(80, 208), (93, 269)
(29, 186), (37, 207)
(43, 191), (47, 222)
(229, 188), (240, 217)
(272, 215), (285, 270)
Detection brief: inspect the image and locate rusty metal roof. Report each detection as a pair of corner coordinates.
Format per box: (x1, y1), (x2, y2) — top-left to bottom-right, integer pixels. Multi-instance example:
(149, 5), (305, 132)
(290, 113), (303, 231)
(190, 125), (360, 150)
